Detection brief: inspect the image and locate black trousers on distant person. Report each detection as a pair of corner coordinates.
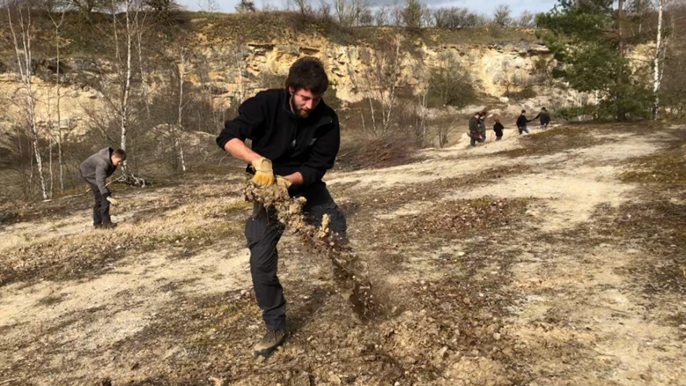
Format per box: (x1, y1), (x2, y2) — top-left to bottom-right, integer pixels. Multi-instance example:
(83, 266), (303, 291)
(245, 181), (347, 331)
(85, 181), (111, 225)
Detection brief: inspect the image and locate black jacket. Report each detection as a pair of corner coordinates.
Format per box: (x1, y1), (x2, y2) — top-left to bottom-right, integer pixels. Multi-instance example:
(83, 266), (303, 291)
(516, 115), (529, 127)
(216, 89), (340, 187)
(534, 111), (551, 124)
(493, 122), (504, 133)
(80, 147), (117, 195)
(478, 118), (486, 135)
(469, 117), (480, 137)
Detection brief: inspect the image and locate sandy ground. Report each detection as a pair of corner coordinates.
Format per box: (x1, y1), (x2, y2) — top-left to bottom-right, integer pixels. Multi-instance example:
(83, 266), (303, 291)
(1, 123), (685, 385)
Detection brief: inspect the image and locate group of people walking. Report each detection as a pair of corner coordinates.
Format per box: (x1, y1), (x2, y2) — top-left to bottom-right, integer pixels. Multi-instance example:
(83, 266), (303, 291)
(469, 107), (551, 146)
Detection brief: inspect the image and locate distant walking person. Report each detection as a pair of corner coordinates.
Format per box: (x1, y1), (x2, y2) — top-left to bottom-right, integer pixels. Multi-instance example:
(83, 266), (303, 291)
(80, 148), (126, 229)
(478, 112), (487, 142)
(493, 118), (504, 141)
(469, 112), (482, 147)
(533, 107), (551, 129)
(516, 110), (530, 135)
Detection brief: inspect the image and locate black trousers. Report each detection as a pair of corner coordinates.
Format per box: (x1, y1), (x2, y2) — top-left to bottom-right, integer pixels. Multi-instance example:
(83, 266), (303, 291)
(244, 181), (347, 331)
(86, 181), (111, 225)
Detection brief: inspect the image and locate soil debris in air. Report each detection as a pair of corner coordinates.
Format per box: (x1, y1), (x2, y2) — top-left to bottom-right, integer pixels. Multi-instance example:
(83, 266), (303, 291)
(243, 181), (375, 320)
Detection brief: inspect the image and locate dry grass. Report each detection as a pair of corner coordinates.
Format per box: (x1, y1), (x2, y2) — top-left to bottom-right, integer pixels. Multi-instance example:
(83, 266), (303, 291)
(621, 141), (686, 185)
(336, 138), (421, 171)
(494, 126), (610, 158)
(391, 198), (529, 239)
(0, 177), (250, 287)
(3, 122), (686, 385)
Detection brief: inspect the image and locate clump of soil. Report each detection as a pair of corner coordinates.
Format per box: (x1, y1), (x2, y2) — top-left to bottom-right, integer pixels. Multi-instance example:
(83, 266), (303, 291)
(243, 181), (376, 319)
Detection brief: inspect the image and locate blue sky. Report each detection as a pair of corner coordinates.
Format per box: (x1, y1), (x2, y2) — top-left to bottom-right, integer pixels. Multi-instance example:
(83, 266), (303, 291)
(182, 0), (559, 17)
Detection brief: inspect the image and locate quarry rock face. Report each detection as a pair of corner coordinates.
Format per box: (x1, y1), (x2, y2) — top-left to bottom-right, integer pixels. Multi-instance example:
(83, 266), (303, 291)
(0, 31), (609, 135)
(200, 38), (560, 109)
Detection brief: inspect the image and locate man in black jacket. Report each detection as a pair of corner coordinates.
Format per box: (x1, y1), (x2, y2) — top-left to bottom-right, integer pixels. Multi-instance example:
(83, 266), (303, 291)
(216, 57), (346, 356)
(468, 112), (482, 147)
(80, 148), (126, 229)
(516, 110), (531, 135)
(533, 107), (551, 129)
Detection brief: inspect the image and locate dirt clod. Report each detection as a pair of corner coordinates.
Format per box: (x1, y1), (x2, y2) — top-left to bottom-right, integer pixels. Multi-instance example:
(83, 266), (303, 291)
(243, 181), (376, 319)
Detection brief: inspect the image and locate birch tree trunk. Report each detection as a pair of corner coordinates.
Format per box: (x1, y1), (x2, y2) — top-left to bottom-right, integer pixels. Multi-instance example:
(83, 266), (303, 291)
(50, 12), (66, 192)
(652, 0), (664, 120)
(381, 36), (401, 135)
(177, 48), (187, 172)
(120, 0), (133, 157)
(8, 5), (47, 200)
(136, 11), (151, 120)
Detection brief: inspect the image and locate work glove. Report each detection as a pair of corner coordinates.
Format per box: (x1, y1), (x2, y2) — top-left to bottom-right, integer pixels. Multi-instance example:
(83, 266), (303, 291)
(251, 157), (274, 185)
(106, 196), (118, 205)
(275, 175), (292, 190)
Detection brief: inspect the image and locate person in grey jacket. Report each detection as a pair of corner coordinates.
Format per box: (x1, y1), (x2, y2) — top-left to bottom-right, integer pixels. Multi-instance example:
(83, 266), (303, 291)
(80, 148), (126, 229)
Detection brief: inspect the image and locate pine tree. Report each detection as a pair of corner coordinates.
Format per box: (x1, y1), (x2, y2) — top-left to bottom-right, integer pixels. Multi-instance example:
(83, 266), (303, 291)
(537, 0), (651, 120)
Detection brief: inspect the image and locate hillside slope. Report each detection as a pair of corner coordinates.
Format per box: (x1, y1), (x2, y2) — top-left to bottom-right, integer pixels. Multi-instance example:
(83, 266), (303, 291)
(0, 123), (685, 385)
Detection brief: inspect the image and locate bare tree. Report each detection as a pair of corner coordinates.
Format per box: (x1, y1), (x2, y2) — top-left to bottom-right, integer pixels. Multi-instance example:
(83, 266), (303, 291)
(198, 0), (218, 12)
(402, 0), (423, 29)
(433, 7), (483, 28)
(6, 2), (48, 200)
(493, 4), (512, 27)
(175, 45), (188, 172)
(135, 9), (151, 121)
(333, 0), (371, 26)
(49, 10), (66, 192)
(517, 10), (536, 27)
(362, 35), (403, 136)
(94, 0), (147, 184)
(315, 0), (331, 19)
(652, 0), (664, 119)
(235, 0), (256, 12)
(428, 54), (474, 108)
(144, 0), (180, 12)
(293, 0), (310, 14)
(416, 90), (428, 146)
(373, 5), (388, 25)
(627, 0), (654, 35)
(427, 53), (475, 146)
(70, 0), (105, 13)
(114, 0), (134, 174)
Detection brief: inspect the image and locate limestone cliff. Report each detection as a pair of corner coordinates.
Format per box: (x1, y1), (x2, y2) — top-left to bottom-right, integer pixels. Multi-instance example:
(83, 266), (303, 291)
(0, 20), (588, 137)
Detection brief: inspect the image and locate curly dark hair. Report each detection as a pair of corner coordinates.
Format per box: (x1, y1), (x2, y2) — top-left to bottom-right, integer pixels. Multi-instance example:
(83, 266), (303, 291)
(285, 57), (328, 95)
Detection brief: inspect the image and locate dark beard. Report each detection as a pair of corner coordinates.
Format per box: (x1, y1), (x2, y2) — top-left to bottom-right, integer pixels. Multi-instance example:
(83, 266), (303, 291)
(290, 97), (309, 119)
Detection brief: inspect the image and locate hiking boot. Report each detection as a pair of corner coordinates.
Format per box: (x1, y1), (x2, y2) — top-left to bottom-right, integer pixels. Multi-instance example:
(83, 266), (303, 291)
(101, 222), (117, 229)
(93, 223), (102, 229)
(254, 328), (287, 357)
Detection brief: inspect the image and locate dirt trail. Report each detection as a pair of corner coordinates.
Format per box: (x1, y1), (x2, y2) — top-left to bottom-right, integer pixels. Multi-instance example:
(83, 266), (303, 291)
(1, 123), (685, 385)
